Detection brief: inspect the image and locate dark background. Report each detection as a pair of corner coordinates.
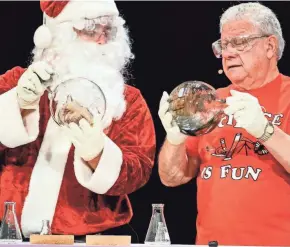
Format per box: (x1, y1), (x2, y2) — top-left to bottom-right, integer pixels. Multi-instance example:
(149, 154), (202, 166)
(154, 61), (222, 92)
(0, 1), (290, 244)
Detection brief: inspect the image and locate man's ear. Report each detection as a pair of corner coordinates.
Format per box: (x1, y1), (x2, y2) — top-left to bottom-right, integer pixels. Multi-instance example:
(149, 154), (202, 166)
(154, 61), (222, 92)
(266, 35), (278, 59)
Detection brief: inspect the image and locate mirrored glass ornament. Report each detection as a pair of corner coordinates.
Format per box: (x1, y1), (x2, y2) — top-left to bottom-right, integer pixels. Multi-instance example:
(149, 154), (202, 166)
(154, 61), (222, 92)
(48, 77), (106, 127)
(169, 81), (226, 136)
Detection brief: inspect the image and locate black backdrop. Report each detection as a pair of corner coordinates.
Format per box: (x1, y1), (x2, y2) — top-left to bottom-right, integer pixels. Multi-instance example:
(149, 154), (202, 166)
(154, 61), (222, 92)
(1, 1), (290, 244)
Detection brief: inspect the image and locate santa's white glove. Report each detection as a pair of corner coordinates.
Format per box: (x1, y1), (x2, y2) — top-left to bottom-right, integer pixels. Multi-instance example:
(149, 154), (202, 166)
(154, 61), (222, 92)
(64, 115), (105, 161)
(158, 91), (187, 145)
(17, 61), (53, 109)
(224, 90), (268, 138)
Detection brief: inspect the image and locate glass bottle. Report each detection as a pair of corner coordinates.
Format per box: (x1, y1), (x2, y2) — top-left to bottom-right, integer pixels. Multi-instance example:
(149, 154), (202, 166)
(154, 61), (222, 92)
(0, 202), (22, 243)
(144, 204), (170, 245)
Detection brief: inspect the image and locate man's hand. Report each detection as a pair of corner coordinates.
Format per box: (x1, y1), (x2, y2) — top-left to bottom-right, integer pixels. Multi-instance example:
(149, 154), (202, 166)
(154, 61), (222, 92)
(158, 91), (187, 145)
(64, 115), (105, 162)
(224, 90), (268, 138)
(17, 61), (53, 109)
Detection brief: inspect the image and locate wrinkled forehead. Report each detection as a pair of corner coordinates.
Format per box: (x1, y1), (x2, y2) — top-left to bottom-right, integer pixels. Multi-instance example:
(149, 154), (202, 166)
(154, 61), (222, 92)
(221, 19), (259, 40)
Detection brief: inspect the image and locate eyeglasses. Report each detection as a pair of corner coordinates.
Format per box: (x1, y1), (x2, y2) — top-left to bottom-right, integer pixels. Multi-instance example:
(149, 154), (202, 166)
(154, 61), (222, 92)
(212, 34), (270, 58)
(72, 15), (118, 41)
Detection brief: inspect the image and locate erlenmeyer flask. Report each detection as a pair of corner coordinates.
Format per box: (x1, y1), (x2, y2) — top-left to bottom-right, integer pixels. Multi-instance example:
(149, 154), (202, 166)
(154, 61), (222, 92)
(0, 202), (22, 243)
(144, 204), (170, 245)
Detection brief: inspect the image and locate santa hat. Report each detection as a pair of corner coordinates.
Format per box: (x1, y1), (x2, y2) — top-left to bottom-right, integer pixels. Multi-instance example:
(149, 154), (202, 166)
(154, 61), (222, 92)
(34, 0), (119, 49)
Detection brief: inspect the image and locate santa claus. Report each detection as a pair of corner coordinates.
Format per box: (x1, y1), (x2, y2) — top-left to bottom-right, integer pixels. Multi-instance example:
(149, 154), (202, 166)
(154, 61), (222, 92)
(0, 0), (155, 240)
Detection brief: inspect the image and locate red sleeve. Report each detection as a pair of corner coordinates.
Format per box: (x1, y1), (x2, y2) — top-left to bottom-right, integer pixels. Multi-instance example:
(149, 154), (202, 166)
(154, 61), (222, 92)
(105, 89), (156, 196)
(0, 66), (25, 94)
(0, 66), (25, 153)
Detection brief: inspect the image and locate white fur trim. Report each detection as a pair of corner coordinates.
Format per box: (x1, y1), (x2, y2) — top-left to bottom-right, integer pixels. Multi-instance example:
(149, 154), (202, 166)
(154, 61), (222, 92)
(52, 0), (119, 23)
(74, 135), (122, 194)
(0, 88), (39, 148)
(21, 118), (71, 238)
(33, 25), (52, 49)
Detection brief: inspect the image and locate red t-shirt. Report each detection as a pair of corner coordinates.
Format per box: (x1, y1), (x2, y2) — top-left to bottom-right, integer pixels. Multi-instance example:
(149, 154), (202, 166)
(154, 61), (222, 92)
(186, 74), (290, 246)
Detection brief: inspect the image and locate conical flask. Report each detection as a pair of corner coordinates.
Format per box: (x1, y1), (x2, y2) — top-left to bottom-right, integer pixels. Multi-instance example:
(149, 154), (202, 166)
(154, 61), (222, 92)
(144, 204), (170, 245)
(0, 202), (23, 243)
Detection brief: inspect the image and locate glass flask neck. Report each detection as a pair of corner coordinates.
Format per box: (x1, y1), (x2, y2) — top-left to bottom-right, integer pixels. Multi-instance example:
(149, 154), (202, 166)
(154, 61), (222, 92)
(152, 204), (164, 213)
(42, 220), (50, 228)
(40, 220), (52, 235)
(4, 202), (15, 212)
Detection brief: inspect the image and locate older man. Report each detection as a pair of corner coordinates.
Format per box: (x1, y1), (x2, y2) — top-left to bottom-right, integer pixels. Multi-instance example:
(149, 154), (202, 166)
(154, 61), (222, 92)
(0, 0), (155, 240)
(158, 2), (290, 246)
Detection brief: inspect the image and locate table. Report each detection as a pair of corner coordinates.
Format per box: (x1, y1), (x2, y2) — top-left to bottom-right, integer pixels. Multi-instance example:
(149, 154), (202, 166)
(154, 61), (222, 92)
(0, 244), (266, 247)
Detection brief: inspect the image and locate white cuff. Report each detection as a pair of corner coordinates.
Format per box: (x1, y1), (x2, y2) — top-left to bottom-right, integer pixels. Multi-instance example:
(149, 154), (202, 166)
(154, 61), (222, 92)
(0, 88), (40, 148)
(74, 136), (123, 194)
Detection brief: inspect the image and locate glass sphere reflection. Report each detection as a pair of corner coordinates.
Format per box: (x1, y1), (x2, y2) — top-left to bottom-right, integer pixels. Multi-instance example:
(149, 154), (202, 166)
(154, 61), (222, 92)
(49, 78), (106, 126)
(169, 81), (225, 136)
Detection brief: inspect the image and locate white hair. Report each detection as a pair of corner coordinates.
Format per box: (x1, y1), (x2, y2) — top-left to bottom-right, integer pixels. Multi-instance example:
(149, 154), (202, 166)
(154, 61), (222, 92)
(220, 2), (285, 60)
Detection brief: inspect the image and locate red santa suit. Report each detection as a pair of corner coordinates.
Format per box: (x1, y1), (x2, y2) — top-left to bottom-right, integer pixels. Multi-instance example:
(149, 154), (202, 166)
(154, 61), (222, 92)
(0, 0), (155, 239)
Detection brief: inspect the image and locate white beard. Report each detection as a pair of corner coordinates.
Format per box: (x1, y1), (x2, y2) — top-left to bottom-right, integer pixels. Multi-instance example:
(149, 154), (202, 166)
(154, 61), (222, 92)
(31, 17), (134, 129)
